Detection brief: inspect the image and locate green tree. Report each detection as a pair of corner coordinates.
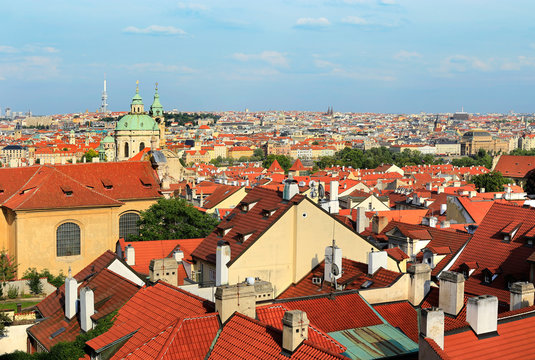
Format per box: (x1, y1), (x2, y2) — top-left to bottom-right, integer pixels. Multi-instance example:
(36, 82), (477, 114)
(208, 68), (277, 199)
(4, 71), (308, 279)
(131, 198), (219, 241)
(83, 149), (99, 163)
(471, 171), (512, 192)
(524, 169), (535, 195)
(263, 155), (293, 172)
(253, 148), (265, 159)
(23, 268), (43, 295)
(311, 141), (319, 145)
(0, 249), (17, 297)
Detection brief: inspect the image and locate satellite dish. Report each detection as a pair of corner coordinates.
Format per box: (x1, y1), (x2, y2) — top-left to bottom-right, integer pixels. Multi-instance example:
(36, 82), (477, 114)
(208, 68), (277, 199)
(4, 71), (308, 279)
(318, 184), (325, 199)
(331, 263), (340, 277)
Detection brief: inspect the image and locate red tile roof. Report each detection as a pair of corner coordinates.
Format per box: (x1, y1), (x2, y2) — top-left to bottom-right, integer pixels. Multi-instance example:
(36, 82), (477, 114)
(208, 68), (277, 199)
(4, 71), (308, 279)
(443, 313), (535, 359)
(191, 187), (305, 264)
(373, 301), (418, 342)
(289, 159), (307, 171)
(256, 305), (347, 354)
(29, 266), (141, 350)
(278, 258), (401, 299)
(207, 313), (347, 360)
(267, 159), (284, 173)
(449, 202), (535, 303)
(493, 155), (535, 178)
(202, 184), (242, 209)
(269, 292), (383, 333)
(87, 281), (214, 358)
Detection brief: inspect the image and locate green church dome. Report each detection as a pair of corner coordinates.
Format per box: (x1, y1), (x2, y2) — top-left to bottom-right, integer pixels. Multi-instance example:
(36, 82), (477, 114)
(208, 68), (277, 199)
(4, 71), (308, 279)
(115, 114), (158, 131)
(101, 135), (115, 143)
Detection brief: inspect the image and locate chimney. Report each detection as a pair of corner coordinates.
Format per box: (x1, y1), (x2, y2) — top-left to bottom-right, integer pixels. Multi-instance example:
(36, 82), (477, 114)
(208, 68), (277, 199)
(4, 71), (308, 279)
(428, 216), (437, 228)
(149, 258), (179, 286)
(282, 310), (309, 353)
(426, 183), (433, 191)
(80, 287), (94, 332)
(440, 203), (447, 215)
(173, 249), (184, 262)
(72, 156), (77, 164)
(437, 186), (444, 194)
(466, 295), (498, 336)
(329, 180), (339, 214)
(282, 175), (299, 201)
(125, 245), (135, 266)
(440, 220), (450, 229)
(420, 308), (444, 350)
(216, 241), (231, 286)
(510, 281), (535, 311)
(215, 282), (256, 323)
(480, 187), (485, 193)
(438, 271), (465, 316)
(65, 269), (78, 319)
(324, 244), (342, 282)
(408, 263), (431, 306)
(355, 207), (369, 233)
(372, 215), (388, 234)
(368, 250), (387, 275)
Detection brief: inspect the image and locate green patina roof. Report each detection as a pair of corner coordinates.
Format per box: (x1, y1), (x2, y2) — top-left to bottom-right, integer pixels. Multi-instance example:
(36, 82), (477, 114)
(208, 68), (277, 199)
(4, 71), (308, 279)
(101, 135), (115, 143)
(132, 82), (143, 105)
(150, 84), (163, 116)
(115, 114), (158, 131)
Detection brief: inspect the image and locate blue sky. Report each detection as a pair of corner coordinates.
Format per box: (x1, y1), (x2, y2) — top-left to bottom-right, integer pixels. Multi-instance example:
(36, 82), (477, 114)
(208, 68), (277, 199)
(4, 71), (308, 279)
(1, 0), (535, 114)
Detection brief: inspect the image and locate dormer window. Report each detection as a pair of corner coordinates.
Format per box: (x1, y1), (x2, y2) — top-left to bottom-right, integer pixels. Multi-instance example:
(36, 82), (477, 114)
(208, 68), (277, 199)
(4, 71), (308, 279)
(262, 207), (278, 218)
(60, 185), (73, 196)
(501, 221), (522, 242)
(237, 230), (255, 243)
(139, 176), (153, 188)
(216, 224), (233, 237)
(311, 276), (322, 285)
(240, 198), (260, 213)
(482, 268), (500, 285)
(101, 178), (113, 189)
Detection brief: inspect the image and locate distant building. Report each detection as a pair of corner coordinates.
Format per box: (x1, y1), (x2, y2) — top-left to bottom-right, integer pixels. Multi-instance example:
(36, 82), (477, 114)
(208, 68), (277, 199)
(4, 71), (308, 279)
(460, 130), (509, 155)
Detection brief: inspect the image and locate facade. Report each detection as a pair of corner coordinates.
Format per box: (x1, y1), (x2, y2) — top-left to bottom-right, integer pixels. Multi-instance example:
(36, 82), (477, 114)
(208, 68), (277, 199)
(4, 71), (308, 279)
(1, 145), (28, 166)
(0, 161), (161, 277)
(114, 82), (165, 161)
(460, 130), (509, 155)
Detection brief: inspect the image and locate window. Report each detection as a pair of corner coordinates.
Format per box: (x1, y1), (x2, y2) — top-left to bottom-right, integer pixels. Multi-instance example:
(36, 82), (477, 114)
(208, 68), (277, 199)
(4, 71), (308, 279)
(139, 142), (145, 152)
(119, 213), (140, 240)
(57, 222), (81, 257)
(124, 142), (129, 158)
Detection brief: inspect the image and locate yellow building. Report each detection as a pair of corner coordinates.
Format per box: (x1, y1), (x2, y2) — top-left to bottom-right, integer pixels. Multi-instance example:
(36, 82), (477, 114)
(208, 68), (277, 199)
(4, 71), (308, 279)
(460, 130), (509, 155)
(228, 146), (253, 159)
(191, 184), (399, 297)
(0, 161), (161, 277)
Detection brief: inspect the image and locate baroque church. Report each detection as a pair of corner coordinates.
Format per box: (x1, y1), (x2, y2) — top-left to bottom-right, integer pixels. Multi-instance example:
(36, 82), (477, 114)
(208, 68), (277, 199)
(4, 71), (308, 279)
(104, 81), (166, 162)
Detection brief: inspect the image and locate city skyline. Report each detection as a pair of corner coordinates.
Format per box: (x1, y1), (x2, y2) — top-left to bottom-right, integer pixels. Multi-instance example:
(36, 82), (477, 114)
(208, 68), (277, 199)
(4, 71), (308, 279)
(1, 0), (535, 114)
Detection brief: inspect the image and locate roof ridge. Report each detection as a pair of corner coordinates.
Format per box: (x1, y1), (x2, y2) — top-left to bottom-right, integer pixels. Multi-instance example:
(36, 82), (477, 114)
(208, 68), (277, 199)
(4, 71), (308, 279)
(1, 165), (44, 206)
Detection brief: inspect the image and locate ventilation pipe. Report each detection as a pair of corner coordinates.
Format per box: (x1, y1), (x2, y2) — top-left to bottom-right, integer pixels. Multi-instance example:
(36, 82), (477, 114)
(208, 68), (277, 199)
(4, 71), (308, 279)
(125, 245), (135, 266)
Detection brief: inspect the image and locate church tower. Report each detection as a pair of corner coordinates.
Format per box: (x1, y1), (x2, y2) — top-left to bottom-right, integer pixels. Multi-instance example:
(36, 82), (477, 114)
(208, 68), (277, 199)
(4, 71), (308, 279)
(149, 83), (166, 148)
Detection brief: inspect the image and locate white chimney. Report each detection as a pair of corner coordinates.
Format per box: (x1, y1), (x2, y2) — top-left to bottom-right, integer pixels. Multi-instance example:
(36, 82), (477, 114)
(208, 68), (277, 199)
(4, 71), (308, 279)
(437, 186), (444, 194)
(466, 295), (498, 336)
(173, 249), (184, 262)
(216, 241), (231, 286)
(510, 282), (535, 311)
(329, 180), (339, 214)
(282, 310), (309, 353)
(440, 220), (450, 229)
(64, 269), (78, 319)
(420, 308), (444, 350)
(480, 187), (485, 193)
(440, 203), (447, 215)
(368, 250), (387, 275)
(428, 217), (437, 228)
(324, 244), (342, 282)
(80, 287), (94, 332)
(438, 271), (465, 316)
(125, 245), (135, 266)
(282, 176), (299, 201)
(408, 263), (431, 306)
(355, 207), (369, 233)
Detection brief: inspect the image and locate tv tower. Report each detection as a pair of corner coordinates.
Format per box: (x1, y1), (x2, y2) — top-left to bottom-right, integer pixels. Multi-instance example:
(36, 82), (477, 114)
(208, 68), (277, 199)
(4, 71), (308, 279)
(100, 75), (109, 113)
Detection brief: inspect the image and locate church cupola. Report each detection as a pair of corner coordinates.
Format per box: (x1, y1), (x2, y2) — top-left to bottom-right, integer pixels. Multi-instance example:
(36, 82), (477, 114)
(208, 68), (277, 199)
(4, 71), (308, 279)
(150, 82), (164, 118)
(130, 80), (145, 114)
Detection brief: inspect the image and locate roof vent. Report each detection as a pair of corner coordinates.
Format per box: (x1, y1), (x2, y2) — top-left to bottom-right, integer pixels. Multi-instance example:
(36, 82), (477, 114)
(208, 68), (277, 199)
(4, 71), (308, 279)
(101, 178), (113, 189)
(139, 176), (153, 188)
(60, 185), (73, 196)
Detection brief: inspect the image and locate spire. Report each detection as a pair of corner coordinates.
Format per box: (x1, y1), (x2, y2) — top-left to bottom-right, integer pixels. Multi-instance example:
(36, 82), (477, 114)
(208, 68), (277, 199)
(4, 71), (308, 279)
(150, 81), (163, 117)
(130, 80), (144, 113)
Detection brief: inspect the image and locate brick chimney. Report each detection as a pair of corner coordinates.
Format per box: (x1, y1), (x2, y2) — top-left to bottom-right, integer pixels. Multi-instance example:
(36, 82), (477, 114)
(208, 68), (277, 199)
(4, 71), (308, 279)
(438, 271), (465, 316)
(510, 282), (535, 311)
(466, 295), (498, 336)
(282, 310), (309, 353)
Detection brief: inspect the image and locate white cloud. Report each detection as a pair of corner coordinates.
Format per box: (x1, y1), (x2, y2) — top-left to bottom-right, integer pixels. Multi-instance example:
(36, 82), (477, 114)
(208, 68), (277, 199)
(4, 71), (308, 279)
(501, 56), (535, 71)
(380, 0), (397, 5)
(232, 51), (289, 67)
(177, 2), (208, 11)
(0, 56), (61, 80)
(295, 17), (330, 28)
(438, 55), (492, 74)
(0, 45), (18, 53)
(123, 25), (187, 36)
(124, 63), (195, 73)
(341, 16), (368, 25)
(394, 50), (422, 61)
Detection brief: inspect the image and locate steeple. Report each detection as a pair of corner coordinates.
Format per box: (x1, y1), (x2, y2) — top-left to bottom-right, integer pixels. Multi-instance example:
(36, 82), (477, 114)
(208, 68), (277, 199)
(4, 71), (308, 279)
(130, 80), (144, 114)
(150, 82), (163, 118)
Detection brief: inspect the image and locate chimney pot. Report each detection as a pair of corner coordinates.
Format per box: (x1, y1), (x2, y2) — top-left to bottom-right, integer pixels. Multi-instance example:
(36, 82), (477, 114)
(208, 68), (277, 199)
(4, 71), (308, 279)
(510, 281), (535, 311)
(438, 271), (465, 316)
(282, 310), (309, 353)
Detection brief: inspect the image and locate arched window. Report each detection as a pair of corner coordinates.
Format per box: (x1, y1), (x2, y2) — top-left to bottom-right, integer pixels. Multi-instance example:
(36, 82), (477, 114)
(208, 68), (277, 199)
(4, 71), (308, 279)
(139, 142), (145, 152)
(57, 222), (81, 257)
(124, 142), (129, 158)
(119, 213), (140, 240)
